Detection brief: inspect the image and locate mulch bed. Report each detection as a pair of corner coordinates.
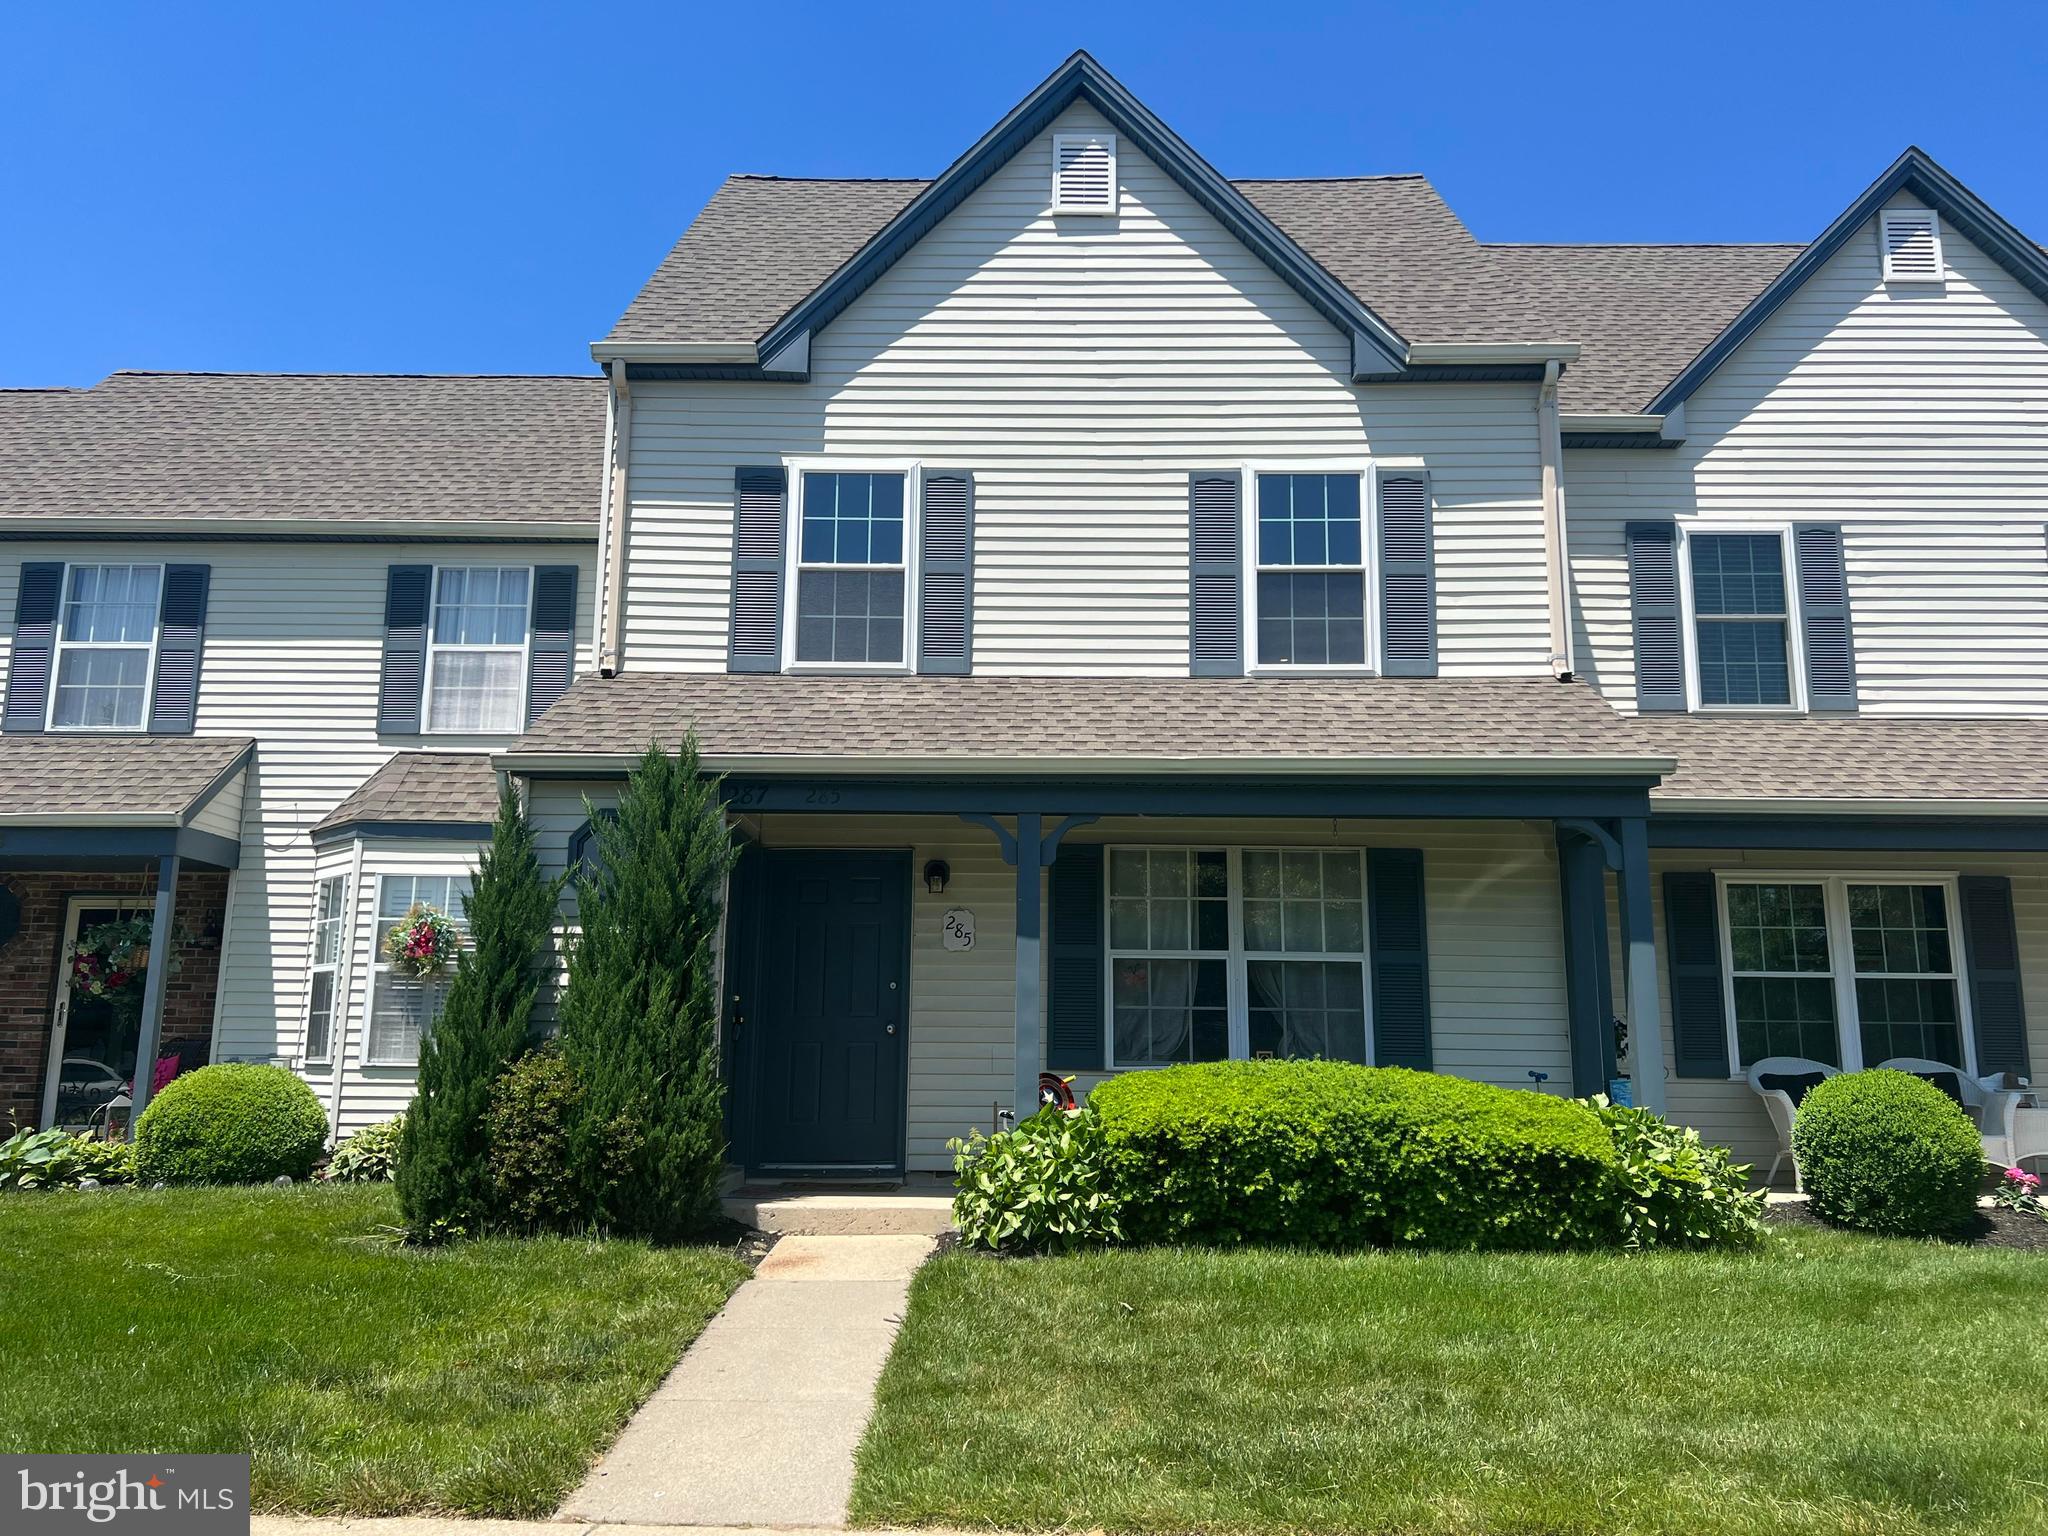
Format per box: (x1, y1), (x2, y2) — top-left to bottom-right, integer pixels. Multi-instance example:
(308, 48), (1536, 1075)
(1766, 1197), (2048, 1251)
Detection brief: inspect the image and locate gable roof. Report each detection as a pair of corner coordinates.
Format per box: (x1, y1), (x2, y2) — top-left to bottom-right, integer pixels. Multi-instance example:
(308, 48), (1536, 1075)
(0, 371), (606, 533)
(602, 51), (1411, 381)
(1644, 146), (2048, 415)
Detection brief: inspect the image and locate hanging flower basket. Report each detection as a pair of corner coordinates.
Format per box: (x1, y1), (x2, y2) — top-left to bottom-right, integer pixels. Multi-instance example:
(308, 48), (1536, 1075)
(68, 915), (154, 1002)
(384, 904), (458, 979)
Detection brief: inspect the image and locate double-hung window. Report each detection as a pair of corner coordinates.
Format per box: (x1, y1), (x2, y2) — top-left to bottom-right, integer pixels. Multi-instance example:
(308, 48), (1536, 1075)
(1253, 472), (1367, 668)
(367, 873), (471, 1066)
(304, 875), (347, 1064)
(1687, 532), (1795, 708)
(50, 563), (161, 730)
(426, 566), (531, 732)
(793, 470), (909, 667)
(1721, 875), (1972, 1074)
(1107, 846), (1372, 1070)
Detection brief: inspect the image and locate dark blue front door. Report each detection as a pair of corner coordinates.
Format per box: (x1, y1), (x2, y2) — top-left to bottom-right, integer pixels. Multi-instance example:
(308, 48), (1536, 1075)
(749, 850), (908, 1172)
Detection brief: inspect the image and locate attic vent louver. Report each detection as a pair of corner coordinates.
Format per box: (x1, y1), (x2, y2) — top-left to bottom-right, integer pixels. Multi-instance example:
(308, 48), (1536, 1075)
(1052, 133), (1117, 216)
(1880, 208), (1943, 283)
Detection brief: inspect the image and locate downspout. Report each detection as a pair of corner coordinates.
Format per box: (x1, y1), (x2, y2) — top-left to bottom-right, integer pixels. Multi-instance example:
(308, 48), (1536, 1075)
(327, 835), (368, 1147)
(1537, 360), (1576, 679)
(597, 359), (633, 677)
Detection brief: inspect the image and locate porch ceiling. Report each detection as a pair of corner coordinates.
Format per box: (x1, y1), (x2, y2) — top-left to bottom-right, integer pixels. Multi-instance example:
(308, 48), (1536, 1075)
(502, 674), (1669, 779)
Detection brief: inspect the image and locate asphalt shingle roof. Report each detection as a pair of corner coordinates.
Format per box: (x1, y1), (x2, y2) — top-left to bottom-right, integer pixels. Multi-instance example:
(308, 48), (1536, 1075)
(506, 673), (1656, 768)
(311, 752), (502, 837)
(1638, 716), (2048, 806)
(601, 174), (1804, 414)
(0, 736), (252, 822)
(0, 372), (606, 526)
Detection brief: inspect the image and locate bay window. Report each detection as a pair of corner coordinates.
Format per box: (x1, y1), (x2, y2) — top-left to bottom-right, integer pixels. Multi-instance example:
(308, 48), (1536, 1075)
(1107, 846), (1372, 1070)
(50, 562), (162, 730)
(304, 874), (347, 1064)
(366, 873), (470, 1066)
(1720, 875), (1973, 1074)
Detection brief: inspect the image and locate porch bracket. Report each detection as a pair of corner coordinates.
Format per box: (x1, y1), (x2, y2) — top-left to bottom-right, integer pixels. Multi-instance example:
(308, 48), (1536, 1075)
(127, 853), (181, 1135)
(957, 812), (1018, 866)
(1616, 817), (1669, 1114)
(1039, 813), (1099, 864)
(1555, 817), (1622, 871)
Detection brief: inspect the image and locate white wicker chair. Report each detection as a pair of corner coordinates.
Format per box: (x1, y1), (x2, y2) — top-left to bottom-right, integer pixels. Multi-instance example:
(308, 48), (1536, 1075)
(1877, 1057), (2035, 1167)
(1745, 1056), (1841, 1191)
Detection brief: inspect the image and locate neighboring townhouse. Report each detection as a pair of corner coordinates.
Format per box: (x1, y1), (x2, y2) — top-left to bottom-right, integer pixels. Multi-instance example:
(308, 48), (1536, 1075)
(0, 372), (604, 1136)
(9, 52), (2048, 1184)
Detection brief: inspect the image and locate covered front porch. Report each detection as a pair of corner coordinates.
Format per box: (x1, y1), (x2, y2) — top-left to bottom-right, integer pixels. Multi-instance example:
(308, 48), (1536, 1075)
(0, 737), (248, 1134)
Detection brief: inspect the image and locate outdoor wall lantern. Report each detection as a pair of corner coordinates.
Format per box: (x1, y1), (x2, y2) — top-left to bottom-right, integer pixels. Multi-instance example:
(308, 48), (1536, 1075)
(923, 859), (951, 895)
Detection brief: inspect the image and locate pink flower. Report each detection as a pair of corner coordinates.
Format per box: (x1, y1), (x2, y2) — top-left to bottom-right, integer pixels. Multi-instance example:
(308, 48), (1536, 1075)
(2003, 1167), (2041, 1190)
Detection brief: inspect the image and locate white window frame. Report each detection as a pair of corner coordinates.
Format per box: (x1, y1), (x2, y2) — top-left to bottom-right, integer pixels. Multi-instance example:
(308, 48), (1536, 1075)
(46, 561), (163, 732)
(782, 457), (920, 675)
(302, 873), (348, 1066)
(423, 564), (533, 735)
(1879, 208), (1944, 285)
(1714, 871), (1975, 1080)
(1104, 845), (1373, 1070)
(364, 871), (471, 1067)
(1241, 459), (1377, 677)
(1677, 523), (1807, 714)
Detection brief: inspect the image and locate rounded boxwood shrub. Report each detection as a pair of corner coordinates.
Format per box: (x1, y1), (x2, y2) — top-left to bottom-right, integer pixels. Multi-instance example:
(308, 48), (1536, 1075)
(1093, 1060), (1624, 1250)
(134, 1063), (327, 1184)
(1793, 1068), (1983, 1237)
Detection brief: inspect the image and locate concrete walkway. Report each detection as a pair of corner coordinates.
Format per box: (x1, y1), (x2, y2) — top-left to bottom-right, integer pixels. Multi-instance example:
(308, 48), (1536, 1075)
(254, 1522), (977, 1536)
(557, 1232), (935, 1528)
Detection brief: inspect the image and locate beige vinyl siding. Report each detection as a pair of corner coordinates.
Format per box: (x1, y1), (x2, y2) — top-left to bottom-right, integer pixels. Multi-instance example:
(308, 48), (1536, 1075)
(1610, 847), (2048, 1175)
(524, 794), (1576, 1174)
(1567, 192), (2048, 716)
(0, 540), (597, 1111)
(619, 100), (1553, 680)
(186, 765), (246, 842)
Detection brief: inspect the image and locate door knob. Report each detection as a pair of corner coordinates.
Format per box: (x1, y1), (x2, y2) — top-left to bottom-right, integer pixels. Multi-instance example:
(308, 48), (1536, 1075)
(886, 1023), (898, 1035)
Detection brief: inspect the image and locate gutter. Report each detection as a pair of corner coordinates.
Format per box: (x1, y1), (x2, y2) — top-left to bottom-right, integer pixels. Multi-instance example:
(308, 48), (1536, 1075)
(589, 340), (757, 364)
(1655, 796), (2048, 818)
(495, 749), (1679, 779)
(1536, 360), (1574, 679)
(598, 359), (632, 676)
(1408, 342), (1580, 365)
(0, 517), (597, 543)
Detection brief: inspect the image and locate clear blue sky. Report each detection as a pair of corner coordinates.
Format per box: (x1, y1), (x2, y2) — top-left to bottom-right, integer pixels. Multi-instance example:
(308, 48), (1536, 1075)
(4, 1), (2043, 387)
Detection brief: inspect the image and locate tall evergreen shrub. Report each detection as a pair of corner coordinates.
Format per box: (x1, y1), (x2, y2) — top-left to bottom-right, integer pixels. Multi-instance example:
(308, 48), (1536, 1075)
(397, 785), (561, 1241)
(557, 738), (736, 1240)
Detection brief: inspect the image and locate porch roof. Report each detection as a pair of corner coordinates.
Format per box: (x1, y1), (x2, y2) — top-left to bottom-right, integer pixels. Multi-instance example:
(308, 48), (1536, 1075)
(0, 735), (250, 869)
(311, 751), (500, 844)
(501, 674), (1669, 778)
(1638, 714), (2048, 815)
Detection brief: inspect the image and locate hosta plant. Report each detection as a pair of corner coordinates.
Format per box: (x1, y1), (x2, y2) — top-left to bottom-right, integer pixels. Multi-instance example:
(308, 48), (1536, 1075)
(950, 1104), (1124, 1254)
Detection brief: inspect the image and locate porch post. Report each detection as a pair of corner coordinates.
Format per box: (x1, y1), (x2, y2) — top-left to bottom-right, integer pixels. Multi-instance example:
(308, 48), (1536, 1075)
(1013, 812), (1042, 1125)
(127, 853), (181, 1134)
(1616, 817), (1668, 1114)
(1556, 827), (1616, 1098)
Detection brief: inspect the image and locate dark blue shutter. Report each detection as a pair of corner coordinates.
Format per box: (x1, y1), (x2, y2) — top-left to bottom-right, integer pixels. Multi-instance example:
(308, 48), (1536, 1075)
(1046, 843), (1105, 1072)
(525, 565), (578, 725)
(1960, 875), (2031, 1078)
(1793, 524), (1858, 711)
(1368, 848), (1432, 1069)
(1377, 473), (1436, 676)
(1627, 522), (1686, 712)
(146, 564), (210, 735)
(376, 565), (432, 734)
(1664, 871), (1731, 1078)
(918, 473), (973, 674)
(3, 562), (62, 734)
(728, 467), (786, 673)
(1188, 472), (1242, 676)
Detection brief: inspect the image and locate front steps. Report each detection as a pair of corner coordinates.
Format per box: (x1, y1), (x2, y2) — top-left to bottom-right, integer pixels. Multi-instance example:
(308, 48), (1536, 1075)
(721, 1173), (956, 1236)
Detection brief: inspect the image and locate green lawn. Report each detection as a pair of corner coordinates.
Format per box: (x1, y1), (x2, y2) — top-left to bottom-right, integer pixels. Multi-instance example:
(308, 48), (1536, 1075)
(854, 1230), (2048, 1536)
(0, 1184), (747, 1517)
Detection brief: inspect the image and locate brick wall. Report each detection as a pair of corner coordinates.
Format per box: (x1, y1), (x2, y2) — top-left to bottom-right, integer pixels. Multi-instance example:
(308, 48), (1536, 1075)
(0, 868), (229, 1133)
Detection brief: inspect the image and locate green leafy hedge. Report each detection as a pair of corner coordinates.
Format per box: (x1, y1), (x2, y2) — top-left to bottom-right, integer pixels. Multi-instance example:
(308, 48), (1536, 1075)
(1093, 1061), (1624, 1250)
(134, 1063), (328, 1184)
(1793, 1068), (1983, 1237)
